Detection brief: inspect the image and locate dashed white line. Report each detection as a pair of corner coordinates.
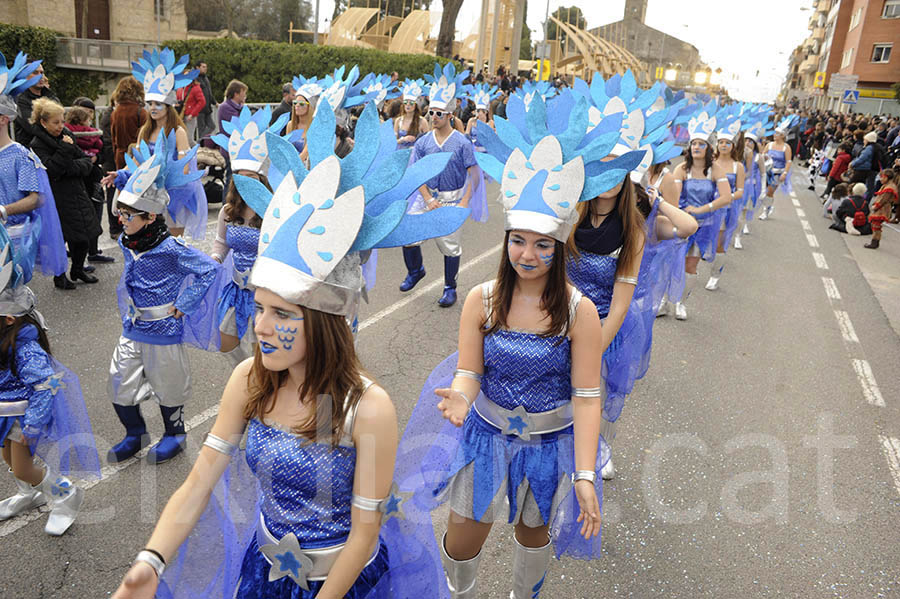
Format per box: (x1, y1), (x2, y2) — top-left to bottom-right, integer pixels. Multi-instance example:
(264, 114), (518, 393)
(834, 310), (859, 343)
(853, 359), (886, 407)
(806, 234), (819, 248)
(812, 252), (829, 269)
(801, 219), (811, 231)
(796, 208), (806, 218)
(791, 198), (801, 207)
(821, 277), (841, 300)
(879, 436), (900, 497)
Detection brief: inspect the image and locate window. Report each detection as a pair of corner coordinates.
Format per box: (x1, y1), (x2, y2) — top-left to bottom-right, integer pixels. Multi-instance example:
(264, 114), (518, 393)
(154, 0), (166, 16)
(841, 48), (853, 68)
(884, 0), (900, 18)
(849, 7), (862, 29)
(872, 44), (892, 62)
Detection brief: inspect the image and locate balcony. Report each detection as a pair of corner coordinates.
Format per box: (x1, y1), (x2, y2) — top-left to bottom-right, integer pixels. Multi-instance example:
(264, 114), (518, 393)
(56, 38), (158, 74)
(799, 54), (819, 74)
(811, 27), (825, 41)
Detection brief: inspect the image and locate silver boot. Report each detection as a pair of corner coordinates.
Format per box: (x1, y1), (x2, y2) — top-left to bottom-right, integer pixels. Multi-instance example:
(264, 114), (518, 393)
(0, 469), (46, 520)
(440, 532), (482, 598)
(37, 470), (84, 536)
(509, 535), (553, 599)
(600, 417), (617, 480)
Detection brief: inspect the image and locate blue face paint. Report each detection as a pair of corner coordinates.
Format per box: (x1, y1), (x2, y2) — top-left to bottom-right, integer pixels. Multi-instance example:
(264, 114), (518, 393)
(260, 341), (277, 354)
(274, 324), (296, 351)
(539, 250), (554, 268)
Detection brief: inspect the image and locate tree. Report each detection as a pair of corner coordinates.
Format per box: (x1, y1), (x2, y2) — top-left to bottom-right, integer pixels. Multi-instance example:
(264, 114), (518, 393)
(436, 0), (464, 58)
(186, 0), (312, 41)
(520, 1), (532, 60)
(546, 5), (586, 54)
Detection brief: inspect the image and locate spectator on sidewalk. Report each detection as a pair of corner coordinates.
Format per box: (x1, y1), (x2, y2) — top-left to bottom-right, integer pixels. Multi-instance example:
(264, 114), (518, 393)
(176, 74), (206, 145)
(14, 62), (58, 147)
(217, 79), (248, 199)
(109, 76), (148, 170)
(823, 142), (853, 200)
(830, 183), (871, 235)
(194, 61), (217, 139)
(270, 83), (294, 134)
(824, 182), (848, 220)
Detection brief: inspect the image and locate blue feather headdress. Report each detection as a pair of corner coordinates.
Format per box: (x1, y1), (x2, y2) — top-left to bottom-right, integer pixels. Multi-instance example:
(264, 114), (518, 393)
(425, 62), (472, 111)
(775, 114), (798, 134)
(0, 223), (45, 327)
(400, 78), (426, 102)
(0, 51), (42, 118)
(234, 101), (469, 316)
(360, 73), (401, 109)
(212, 105), (293, 174)
(317, 65), (375, 119)
(292, 74), (324, 100)
(130, 47), (197, 105)
(514, 80), (558, 111)
(469, 83), (501, 111)
(473, 93), (645, 241)
(117, 132), (205, 214)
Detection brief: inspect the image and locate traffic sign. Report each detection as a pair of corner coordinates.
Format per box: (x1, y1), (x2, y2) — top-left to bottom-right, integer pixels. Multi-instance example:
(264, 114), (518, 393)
(842, 89), (859, 104)
(828, 73), (859, 97)
(813, 71), (826, 88)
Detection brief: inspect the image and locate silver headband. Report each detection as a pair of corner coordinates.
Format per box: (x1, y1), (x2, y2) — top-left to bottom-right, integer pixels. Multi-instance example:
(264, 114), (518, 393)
(114, 186), (169, 216)
(504, 209), (573, 243)
(250, 253), (362, 317)
(0, 287), (48, 330)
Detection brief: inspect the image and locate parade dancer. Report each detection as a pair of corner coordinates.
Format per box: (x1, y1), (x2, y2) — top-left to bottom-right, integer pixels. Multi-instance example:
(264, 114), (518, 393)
(395, 79), (428, 149)
(0, 225), (100, 535)
(101, 48), (207, 239)
(465, 83), (499, 153)
(735, 117), (769, 247)
(360, 72), (401, 120)
(0, 51), (68, 285)
(669, 109), (732, 320)
(210, 105), (292, 365)
(398, 63), (486, 307)
(706, 114), (745, 291)
(395, 94), (627, 599)
(107, 132), (219, 465)
(759, 115), (795, 220)
(111, 99), (466, 599)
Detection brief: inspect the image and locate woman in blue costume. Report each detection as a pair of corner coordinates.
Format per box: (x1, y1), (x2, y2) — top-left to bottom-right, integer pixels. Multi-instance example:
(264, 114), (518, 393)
(210, 105), (292, 366)
(111, 100), (469, 599)
(101, 48), (207, 240)
(705, 115), (745, 291)
(758, 116), (795, 221)
(464, 84), (499, 154)
(0, 225), (100, 536)
(394, 79), (429, 150)
(667, 110), (732, 321)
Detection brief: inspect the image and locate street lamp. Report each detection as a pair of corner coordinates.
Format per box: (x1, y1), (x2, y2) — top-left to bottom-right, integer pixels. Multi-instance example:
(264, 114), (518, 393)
(694, 71), (708, 85)
(664, 68), (678, 82)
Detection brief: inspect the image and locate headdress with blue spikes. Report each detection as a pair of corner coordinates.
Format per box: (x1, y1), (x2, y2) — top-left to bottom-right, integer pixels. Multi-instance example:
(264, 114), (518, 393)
(715, 112), (742, 143)
(515, 80), (558, 111)
(130, 47), (197, 105)
(0, 224), (46, 329)
(469, 83), (501, 111)
(687, 101), (717, 143)
(400, 78), (426, 102)
(473, 94), (645, 242)
(359, 73), (401, 109)
(317, 65), (373, 116)
(745, 119), (773, 144)
(212, 105), (292, 174)
(292, 74), (324, 100)
(0, 51), (42, 118)
(425, 62), (471, 111)
(234, 101), (469, 316)
(775, 114), (798, 134)
(117, 131), (205, 215)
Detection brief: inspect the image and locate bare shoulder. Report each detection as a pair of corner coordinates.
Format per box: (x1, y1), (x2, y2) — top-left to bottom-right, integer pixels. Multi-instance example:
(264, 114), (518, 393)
(353, 383), (397, 431)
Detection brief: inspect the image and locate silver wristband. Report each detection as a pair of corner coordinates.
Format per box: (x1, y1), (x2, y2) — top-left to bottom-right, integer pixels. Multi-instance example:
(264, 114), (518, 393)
(135, 550), (166, 578)
(0, 205), (7, 223)
(454, 368), (483, 382)
(452, 389), (472, 408)
(571, 470), (597, 484)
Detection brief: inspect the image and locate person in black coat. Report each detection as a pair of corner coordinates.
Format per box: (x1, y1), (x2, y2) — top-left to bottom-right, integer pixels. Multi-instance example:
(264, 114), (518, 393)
(28, 98), (102, 288)
(13, 62), (59, 148)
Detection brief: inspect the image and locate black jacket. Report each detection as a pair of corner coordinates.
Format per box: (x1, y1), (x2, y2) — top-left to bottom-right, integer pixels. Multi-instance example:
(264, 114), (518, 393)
(29, 125), (102, 244)
(14, 88), (60, 147)
(270, 100), (292, 134)
(834, 195), (871, 235)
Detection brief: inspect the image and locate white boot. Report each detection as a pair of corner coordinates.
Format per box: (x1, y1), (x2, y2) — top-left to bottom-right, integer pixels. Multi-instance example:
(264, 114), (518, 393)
(656, 297), (669, 318)
(440, 533), (481, 598)
(601, 457), (616, 480)
(706, 256), (725, 291)
(733, 234), (743, 250)
(509, 536), (553, 599)
(675, 302), (688, 320)
(0, 469), (46, 520)
(36, 470), (83, 536)
(742, 223), (750, 235)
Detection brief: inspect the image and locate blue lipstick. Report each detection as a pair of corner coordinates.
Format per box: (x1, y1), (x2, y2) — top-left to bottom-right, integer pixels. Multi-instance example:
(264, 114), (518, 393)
(260, 342), (277, 354)
(517, 263), (537, 271)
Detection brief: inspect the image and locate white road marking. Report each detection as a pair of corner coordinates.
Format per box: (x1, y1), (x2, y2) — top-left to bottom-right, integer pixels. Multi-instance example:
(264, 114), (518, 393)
(812, 252), (828, 269)
(821, 277), (841, 300)
(834, 310), (859, 343)
(791, 198), (801, 207)
(879, 436), (900, 497)
(853, 359), (885, 407)
(806, 234), (819, 248)
(790, 191), (798, 198)
(801, 219), (811, 231)
(796, 208), (806, 218)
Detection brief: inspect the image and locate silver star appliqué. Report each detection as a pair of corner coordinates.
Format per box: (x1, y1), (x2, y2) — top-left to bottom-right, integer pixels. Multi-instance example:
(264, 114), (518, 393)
(379, 482), (413, 523)
(502, 405), (534, 441)
(259, 532), (315, 590)
(34, 372), (67, 396)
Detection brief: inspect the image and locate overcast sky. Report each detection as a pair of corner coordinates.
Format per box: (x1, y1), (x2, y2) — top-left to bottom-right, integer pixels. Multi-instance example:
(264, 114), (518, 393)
(313, 0), (813, 103)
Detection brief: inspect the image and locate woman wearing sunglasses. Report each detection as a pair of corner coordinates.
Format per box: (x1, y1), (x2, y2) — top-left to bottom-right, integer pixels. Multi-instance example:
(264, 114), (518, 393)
(394, 79), (429, 150)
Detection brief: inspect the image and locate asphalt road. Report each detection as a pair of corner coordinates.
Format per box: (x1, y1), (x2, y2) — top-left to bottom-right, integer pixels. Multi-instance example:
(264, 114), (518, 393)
(0, 173), (898, 598)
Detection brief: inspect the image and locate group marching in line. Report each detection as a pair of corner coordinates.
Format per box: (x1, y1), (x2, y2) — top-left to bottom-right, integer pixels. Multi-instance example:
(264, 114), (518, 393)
(1, 47), (805, 598)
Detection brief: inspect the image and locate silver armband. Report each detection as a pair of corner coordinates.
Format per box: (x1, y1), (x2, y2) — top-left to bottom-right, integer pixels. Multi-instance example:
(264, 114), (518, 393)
(135, 550), (166, 578)
(0, 205), (7, 223)
(615, 276), (638, 285)
(571, 470), (597, 484)
(454, 369), (483, 382)
(351, 494), (385, 511)
(203, 433), (238, 457)
(571, 386), (603, 398)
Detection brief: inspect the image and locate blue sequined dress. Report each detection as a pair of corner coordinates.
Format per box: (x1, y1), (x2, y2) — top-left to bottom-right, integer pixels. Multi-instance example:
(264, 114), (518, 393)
(0, 324), (100, 478)
(766, 148), (792, 194)
(745, 155), (763, 219)
(395, 282), (609, 560)
(678, 172), (723, 263)
(215, 223), (259, 344)
(721, 164), (741, 250)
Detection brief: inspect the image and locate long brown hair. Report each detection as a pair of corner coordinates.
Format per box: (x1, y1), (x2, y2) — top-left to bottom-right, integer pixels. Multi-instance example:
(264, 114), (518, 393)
(136, 104), (185, 145)
(111, 75), (144, 105)
(485, 230), (571, 339)
(0, 315), (51, 378)
(398, 103), (423, 138)
(223, 173), (269, 228)
(684, 141), (714, 176)
(243, 306), (368, 445)
(569, 179), (646, 278)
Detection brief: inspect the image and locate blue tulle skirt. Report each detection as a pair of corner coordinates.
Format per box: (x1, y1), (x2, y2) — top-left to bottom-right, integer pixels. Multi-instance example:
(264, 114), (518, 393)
(744, 169), (762, 219)
(216, 278), (255, 342)
(167, 177), (208, 241)
(766, 169), (792, 195)
(394, 353), (609, 560)
(687, 210), (724, 262)
(721, 196), (743, 250)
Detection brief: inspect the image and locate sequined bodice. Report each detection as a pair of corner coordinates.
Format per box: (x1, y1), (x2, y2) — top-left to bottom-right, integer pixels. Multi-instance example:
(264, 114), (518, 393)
(245, 418), (356, 547)
(397, 128), (414, 149)
(0, 327), (52, 405)
(567, 251), (618, 319)
(679, 177), (716, 221)
(768, 149), (786, 169)
(481, 330), (572, 413)
(226, 225), (259, 272)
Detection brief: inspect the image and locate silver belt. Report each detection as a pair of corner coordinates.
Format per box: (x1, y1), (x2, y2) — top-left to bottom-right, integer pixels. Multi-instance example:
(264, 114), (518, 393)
(473, 395), (573, 441)
(429, 188), (464, 205)
(232, 267), (253, 289)
(0, 400), (28, 417)
(256, 513), (378, 587)
(5, 223), (27, 239)
(126, 299), (175, 323)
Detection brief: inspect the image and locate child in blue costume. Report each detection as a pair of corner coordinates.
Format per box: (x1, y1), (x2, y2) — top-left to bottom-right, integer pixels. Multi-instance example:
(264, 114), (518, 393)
(0, 225), (100, 535)
(759, 115), (795, 221)
(210, 105), (293, 365)
(107, 132), (220, 466)
(399, 63), (487, 308)
(668, 109), (733, 321)
(111, 100), (469, 599)
(0, 51), (68, 285)
(395, 95), (628, 598)
(706, 114), (746, 291)
(102, 48), (207, 240)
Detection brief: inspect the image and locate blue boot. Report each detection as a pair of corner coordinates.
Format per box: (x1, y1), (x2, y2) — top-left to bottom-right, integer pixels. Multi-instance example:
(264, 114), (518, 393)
(399, 246), (426, 292)
(438, 255), (460, 307)
(108, 404), (149, 463)
(146, 405), (186, 465)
